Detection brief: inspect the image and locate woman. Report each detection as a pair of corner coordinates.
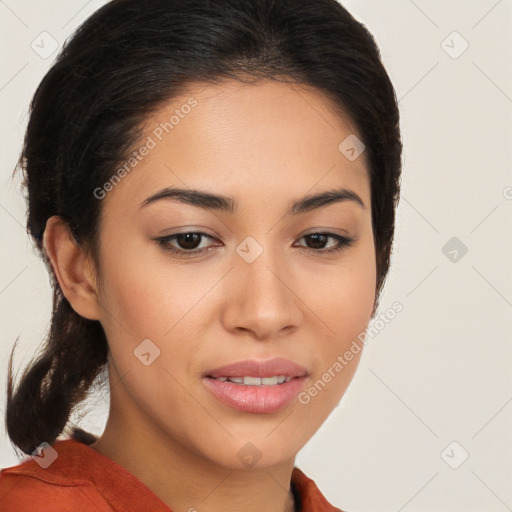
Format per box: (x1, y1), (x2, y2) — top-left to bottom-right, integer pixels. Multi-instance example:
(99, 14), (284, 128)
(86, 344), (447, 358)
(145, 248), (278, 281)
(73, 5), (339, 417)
(0, 0), (402, 510)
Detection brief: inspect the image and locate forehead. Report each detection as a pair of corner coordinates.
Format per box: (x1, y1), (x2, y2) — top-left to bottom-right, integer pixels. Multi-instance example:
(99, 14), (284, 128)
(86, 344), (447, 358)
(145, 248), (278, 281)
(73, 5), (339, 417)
(102, 79), (370, 213)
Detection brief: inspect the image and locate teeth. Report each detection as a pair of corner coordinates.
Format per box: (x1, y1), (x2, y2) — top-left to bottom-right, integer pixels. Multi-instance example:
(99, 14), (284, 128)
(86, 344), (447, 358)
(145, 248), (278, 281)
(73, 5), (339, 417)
(244, 376), (263, 385)
(213, 375), (292, 386)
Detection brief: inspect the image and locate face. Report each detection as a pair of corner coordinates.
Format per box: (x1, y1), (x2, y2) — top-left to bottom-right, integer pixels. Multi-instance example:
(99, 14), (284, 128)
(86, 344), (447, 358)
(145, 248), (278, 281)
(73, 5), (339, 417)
(93, 79), (376, 469)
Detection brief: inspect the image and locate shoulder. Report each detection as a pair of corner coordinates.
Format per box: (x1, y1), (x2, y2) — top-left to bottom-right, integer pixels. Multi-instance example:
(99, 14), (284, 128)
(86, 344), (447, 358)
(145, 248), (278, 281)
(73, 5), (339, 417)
(0, 470), (112, 512)
(0, 441), (113, 511)
(0, 437), (172, 512)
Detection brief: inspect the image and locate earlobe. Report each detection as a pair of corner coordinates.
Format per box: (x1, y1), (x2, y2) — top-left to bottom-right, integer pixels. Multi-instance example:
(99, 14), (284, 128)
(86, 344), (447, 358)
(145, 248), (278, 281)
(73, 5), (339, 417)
(42, 215), (101, 321)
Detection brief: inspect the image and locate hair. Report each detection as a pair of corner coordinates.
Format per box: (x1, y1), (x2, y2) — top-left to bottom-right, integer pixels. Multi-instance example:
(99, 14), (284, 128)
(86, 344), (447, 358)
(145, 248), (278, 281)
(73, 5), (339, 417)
(5, 0), (402, 456)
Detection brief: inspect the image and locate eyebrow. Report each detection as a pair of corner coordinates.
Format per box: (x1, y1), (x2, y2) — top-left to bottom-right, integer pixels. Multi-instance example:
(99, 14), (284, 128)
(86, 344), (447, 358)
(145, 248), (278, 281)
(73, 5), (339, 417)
(139, 186), (364, 214)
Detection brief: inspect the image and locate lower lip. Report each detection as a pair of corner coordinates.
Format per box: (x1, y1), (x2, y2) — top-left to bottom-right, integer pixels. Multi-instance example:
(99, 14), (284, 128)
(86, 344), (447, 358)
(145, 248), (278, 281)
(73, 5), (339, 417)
(202, 376), (307, 413)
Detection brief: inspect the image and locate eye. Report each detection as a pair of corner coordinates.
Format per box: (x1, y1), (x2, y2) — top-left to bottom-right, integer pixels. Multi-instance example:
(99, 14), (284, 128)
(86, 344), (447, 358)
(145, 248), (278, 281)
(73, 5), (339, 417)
(154, 231), (219, 258)
(293, 232), (355, 253)
(153, 231), (355, 258)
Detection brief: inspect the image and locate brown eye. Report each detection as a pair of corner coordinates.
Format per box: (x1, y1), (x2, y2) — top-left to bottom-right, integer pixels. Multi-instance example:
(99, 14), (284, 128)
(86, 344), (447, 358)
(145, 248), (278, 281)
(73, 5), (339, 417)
(174, 232), (203, 250)
(154, 231), (219, 257)
(294, 233), (354, 253)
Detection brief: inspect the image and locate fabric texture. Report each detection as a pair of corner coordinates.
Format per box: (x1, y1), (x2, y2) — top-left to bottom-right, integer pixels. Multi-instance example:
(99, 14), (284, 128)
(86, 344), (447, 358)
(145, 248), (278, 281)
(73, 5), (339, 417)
(0, 438), (343, 511)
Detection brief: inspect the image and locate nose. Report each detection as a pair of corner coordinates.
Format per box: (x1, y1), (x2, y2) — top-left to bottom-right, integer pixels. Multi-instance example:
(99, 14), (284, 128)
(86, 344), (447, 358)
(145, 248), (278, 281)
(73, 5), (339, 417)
(220, 244), (304, 341)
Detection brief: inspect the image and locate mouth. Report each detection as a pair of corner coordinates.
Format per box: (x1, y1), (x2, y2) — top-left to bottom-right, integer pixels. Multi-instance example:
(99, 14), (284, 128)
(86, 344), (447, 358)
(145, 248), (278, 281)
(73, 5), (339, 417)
(204, 357), (308, 380)
(207, 375), (295, 385)
(202, 357), (309, 413)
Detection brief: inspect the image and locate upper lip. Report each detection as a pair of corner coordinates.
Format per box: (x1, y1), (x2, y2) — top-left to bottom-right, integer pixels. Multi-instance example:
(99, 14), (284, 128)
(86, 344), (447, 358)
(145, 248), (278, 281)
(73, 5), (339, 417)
(205, 357), (308, 379)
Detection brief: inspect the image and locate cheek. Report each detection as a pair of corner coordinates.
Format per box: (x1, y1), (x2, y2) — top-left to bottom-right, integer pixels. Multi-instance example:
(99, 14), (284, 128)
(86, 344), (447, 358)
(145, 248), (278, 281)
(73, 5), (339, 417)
(95, 253), (200, 414)
(299, 237), (376, 400)
(97, 234), (197, 336)
(95, 240), (215, 390)
(303, 234), (376, 334)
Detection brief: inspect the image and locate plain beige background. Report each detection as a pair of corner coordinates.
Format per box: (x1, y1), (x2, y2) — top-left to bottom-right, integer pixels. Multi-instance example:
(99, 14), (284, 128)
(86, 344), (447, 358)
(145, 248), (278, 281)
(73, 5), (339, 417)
(1, 1), (511, 511)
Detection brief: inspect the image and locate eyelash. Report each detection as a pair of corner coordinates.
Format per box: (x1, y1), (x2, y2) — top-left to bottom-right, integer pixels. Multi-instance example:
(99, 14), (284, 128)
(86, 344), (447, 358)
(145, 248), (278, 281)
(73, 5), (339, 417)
(154, 231), (355, 258)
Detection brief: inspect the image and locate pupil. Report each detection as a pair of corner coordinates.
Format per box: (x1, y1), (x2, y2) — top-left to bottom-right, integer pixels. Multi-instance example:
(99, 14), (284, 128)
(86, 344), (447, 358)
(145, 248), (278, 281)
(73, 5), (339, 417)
(178, 233), (201, 249)
(307, 234), (326, 249)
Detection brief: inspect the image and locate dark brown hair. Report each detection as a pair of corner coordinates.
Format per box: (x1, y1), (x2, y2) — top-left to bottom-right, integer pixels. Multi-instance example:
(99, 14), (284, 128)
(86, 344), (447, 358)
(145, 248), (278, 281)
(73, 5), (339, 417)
(5, 0), (402, 456)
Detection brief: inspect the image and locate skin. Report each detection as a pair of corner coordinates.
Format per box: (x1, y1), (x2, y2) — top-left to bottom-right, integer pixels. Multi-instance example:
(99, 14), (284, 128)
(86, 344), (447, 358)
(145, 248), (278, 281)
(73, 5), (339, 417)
(43, 79), (376, 512)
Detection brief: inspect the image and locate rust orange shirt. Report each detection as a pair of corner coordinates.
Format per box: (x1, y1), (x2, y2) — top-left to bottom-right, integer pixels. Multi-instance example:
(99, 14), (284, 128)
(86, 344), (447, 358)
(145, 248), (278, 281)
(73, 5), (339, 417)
(0, 438), (343, 511)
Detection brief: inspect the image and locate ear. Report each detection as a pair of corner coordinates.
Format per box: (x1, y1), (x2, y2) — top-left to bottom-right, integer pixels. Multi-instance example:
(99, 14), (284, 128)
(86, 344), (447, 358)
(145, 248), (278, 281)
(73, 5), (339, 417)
(42, 215), (101, 321)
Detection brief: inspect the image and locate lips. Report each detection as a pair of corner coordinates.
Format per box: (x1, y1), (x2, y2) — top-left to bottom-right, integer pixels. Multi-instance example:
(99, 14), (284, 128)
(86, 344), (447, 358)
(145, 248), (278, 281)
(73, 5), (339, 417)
(205, 357), (308, 379)
(202, 357), (309, 413)
(203, 376), (307, 413)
